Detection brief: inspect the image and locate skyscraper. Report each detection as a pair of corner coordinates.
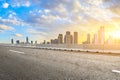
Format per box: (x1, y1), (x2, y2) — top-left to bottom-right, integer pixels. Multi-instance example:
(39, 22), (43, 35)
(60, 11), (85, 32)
(35, 41), (37, 44)
(26, 36), (29, 44)
(58, 34), (63, 44)
(16, 40), (20, 44)
(51, 39), (54, 44)
(51, 39), (58, 44)
(64, 31), (73, 44)
(74, 32), (78, 44)
(93, 34), (98, 44)
(98, 26), (105, 44)
(11, 39), (14, 44)
(87, 33), (90, 44)
(31, 41), (33, 44)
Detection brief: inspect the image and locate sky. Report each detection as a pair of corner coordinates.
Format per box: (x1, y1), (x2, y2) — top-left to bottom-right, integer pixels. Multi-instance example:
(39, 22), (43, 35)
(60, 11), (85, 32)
(0, 0), (120, 44)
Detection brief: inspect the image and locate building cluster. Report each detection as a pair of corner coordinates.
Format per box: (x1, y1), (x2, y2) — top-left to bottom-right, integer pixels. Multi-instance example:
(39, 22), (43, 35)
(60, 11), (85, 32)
(11, 36), (37, 45)
(83, 26), (105, 45)
(49, 31), (78, 45)
(83, 26), (117, 45)
(11, 26), (120, 45)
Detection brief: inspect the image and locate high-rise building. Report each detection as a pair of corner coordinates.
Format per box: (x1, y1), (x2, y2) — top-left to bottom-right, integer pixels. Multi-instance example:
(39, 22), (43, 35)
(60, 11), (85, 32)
(58, 34), (63, 44)
(31, 41), (33, 44)
(64, 31), (73, 44)
(54, 39), (58, 44)
(26, 36), (29, 44)
(43, 40), (46, 44)
(51, 39), (54, 44)
(11, 39), (14, 44)
(74, 32), (78, 44)
(47, 42), (50, 44)
(93, 34), (98, 44)
(35, 41), (37, 44)
(98, 26), (105, 44)
(16, 40), (20, 44)
(87, 33), (90, 44)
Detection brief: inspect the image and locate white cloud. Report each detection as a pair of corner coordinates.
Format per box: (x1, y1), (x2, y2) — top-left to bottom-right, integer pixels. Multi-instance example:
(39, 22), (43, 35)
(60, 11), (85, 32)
(11, 1), (31, 7)
(24, 1), (30, 7)
(87, 0), (103, 6)
(0, 17), (27, 26)
(68, 0), (118, 22)
(13, 33), (23, 37)
(0, 24), (14, 31)
(3, 3), (9, 8)
(27, 28), (47, 35)
(44, 9), (50, 14)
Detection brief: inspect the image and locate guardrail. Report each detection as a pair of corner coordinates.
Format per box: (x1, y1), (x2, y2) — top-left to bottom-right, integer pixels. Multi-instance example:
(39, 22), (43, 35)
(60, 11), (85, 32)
(5, 44), (120, 55)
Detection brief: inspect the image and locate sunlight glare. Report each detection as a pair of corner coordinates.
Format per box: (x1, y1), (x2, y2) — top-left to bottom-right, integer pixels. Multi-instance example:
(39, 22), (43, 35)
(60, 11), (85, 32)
(113, 31), (120, 39)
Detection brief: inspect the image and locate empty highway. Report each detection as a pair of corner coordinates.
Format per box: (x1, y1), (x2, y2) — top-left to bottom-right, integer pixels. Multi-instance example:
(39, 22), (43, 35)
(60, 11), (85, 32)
(0, 45), (120, 80)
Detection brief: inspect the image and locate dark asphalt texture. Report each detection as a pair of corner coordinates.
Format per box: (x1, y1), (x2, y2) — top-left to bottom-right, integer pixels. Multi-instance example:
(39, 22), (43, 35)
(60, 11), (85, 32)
(0, 45), (120, 80)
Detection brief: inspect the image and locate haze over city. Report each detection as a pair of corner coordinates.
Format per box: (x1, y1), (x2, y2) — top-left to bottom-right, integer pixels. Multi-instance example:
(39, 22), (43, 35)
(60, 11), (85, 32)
(0, 0), (120, 44)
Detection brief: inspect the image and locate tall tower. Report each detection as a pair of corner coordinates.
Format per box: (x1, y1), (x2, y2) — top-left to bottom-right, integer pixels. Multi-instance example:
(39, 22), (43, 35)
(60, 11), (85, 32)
(98, 26), (105, 44)
(26, 36), (29, 44)
(93, 34), (98, 44)
(16, 40), (20, 44)
(64, 31), (73, 44)
(11, 39), (14, 44)
(74, 32), (78, 44)
(58, 34), (63, 44)
(87, 33), (90, 44)
(35, 41), (37, 44)
(31, 41), (33, 44)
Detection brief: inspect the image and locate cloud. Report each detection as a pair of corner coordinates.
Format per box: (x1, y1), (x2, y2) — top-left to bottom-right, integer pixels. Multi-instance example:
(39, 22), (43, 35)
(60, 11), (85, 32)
(1, 0), (120, 43)
(40, 0), (70, 9)
(13, 33), (23, 37)
(107, 0), (120, 15)
(0, 24), (14, 31)
(3, 3), (9, 8)
(24, 1), (30, 7)
(11, 0), (31, 7)
(27, 28), (47, 36)
(0, 17), (27, 26)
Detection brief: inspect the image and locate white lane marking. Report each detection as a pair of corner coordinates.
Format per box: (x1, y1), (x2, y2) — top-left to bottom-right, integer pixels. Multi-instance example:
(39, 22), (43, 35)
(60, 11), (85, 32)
(9, 50), (25, 54)
(112, 70), (120, 73)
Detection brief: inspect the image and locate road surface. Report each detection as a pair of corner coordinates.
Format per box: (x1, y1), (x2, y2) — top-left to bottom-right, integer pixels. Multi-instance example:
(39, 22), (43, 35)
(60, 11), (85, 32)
(0, 45), (120, 80)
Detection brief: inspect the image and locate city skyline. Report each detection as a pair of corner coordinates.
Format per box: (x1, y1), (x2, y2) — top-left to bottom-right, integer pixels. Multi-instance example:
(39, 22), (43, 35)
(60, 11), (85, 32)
(1, 0), (120, 43)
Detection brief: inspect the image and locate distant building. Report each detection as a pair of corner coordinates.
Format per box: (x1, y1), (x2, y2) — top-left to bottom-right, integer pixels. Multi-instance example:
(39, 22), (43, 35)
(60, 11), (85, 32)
(54, 39), (58, 44)
(26, 36), (29, 44)
(64, 31), (73, 44)
(20, 42), (24, 44)
(87, 33), (90, 44)
(82, 33), (91, 44)
(31, 41), (33, 44)
(16, 40), (20, 44)
(11, 39), (14, 44)
(93, 34), (98, 44)
(58, 34), (63, 44)
(74, 32), (78, 44)
(43, 40), (46, 44)
(107, 36), (113, 45)
(35, 41), (37, 44)
(51, 39), (58, 44)
(98, 26), (105, 44)
(51, 39), (54, 44)
(47, 42), (50, 44)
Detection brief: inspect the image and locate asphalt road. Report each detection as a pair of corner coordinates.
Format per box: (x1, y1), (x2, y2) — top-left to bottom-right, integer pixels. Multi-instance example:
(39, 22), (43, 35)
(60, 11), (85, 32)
(0, 45), (120, 80)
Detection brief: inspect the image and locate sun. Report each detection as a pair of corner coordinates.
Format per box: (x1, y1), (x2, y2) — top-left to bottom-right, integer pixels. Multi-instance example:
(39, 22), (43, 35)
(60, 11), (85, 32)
(112, 31), (120, 39)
